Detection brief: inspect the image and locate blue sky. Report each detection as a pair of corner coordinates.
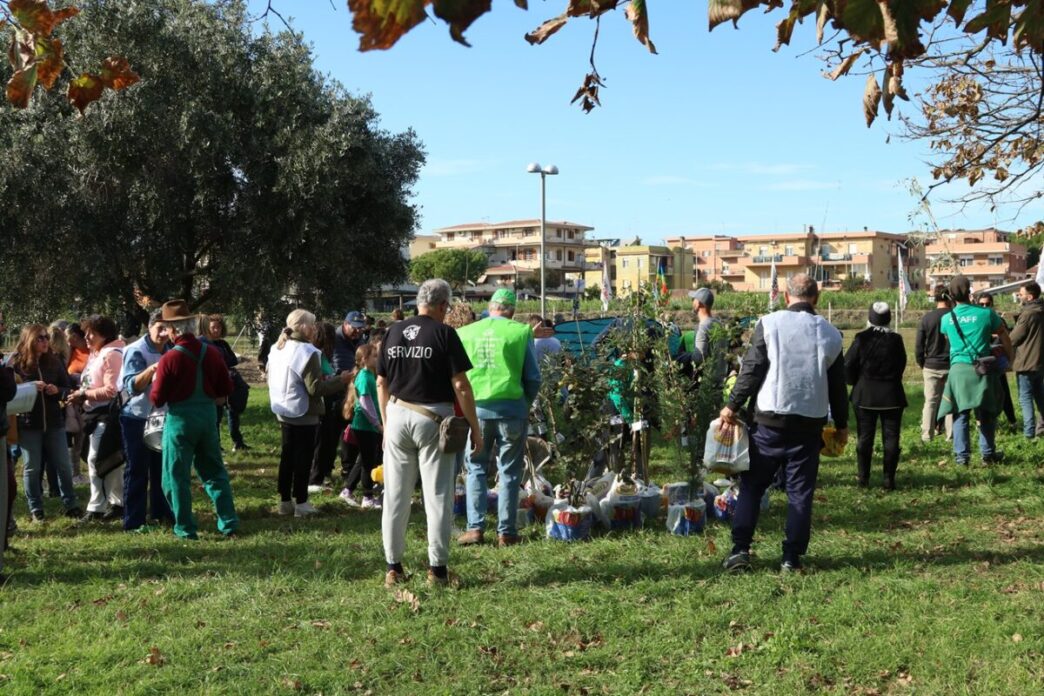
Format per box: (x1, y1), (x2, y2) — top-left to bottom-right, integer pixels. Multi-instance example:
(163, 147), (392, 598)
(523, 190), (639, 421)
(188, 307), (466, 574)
(247, 2), (1042, 244)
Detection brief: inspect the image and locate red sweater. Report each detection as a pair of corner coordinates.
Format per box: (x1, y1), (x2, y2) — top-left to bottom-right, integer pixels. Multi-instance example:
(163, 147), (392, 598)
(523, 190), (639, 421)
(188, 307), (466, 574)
(150, 335), (233, 408)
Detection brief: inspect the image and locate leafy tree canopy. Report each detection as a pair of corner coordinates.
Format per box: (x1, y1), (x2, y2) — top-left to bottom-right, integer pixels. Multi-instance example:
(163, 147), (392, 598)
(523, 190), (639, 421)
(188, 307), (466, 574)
(409, 248), (488, 289)
(0, 0), (425, 325)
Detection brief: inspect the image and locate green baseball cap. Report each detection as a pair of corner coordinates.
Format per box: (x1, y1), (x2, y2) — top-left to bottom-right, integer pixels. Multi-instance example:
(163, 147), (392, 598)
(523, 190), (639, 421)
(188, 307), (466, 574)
(490, 288), (517, 307)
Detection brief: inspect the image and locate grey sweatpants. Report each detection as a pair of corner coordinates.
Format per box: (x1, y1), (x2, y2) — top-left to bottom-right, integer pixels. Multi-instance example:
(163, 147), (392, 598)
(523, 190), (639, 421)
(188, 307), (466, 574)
(381, 401), (456, 568)
(921, 367), (953, 441)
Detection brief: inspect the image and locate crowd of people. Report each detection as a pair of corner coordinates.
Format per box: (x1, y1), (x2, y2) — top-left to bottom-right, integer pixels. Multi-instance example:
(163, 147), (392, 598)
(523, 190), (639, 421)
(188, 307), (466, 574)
(2, 270), (1041, 584)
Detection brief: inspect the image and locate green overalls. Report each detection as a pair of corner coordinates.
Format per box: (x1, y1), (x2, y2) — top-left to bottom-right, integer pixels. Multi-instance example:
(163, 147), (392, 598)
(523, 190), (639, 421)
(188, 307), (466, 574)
(161, 343), (239, 539)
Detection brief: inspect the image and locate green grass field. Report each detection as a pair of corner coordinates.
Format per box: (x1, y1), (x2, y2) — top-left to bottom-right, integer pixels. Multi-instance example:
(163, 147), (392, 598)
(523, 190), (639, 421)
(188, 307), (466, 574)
(1, 382), (1042, 694)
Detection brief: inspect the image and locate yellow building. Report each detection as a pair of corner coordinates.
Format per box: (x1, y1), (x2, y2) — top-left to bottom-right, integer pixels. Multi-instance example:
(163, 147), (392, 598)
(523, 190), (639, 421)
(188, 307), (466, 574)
(733, 233), (817, 292)
(407, 234), (439, 259)
(582, 244), (617, 297)
(613, 241), (695, 297)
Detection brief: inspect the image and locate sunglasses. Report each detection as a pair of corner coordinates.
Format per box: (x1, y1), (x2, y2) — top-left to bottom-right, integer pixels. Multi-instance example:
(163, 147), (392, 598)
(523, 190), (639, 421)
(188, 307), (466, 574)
(35, 335), (50, 342)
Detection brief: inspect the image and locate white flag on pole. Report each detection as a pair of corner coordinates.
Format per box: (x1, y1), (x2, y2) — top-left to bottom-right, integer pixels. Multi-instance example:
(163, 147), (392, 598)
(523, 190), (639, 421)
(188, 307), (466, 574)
(600, 258), (612, 312)
(898, 246), (910, 313)
(768, 258), (779, 311)
(1036, 259), (1044, 287)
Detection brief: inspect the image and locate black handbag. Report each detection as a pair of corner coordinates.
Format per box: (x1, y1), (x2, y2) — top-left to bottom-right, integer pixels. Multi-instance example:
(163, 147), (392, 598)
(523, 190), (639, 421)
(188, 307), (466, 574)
(81, 397), (125, 476)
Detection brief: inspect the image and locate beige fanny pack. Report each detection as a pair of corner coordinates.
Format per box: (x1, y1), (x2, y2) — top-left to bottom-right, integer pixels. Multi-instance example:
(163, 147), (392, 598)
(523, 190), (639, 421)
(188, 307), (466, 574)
(390, 396), (470, 454)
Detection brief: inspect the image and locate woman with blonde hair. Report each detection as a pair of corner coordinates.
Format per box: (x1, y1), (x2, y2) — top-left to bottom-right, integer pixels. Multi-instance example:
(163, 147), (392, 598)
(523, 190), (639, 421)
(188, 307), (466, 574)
(339, 342), (383, 509)
(267, 310), (352, 517)
(8, 324), (82, 521)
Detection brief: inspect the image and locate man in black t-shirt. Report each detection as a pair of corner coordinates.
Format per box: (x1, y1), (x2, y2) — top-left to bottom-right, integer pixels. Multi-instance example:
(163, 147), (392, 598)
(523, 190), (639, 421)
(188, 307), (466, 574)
(377, 279), (481, 589)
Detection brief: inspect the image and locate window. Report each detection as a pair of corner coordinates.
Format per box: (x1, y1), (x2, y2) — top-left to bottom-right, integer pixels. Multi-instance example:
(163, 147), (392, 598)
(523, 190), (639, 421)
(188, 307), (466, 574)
(785, 245), (794, 256)
(622, 259), (629, 268)
(567, 250), (575, 261)
(988, 256), (1003, 266)
(959, 258), (972, 267)
(759, 246), (767, 257)
(446, 232), (454, 241)
(556, 249), (563, 261)
(637, 258), (643, 269)
(567, 230), (574, 239)
(848, 243), (858, 255)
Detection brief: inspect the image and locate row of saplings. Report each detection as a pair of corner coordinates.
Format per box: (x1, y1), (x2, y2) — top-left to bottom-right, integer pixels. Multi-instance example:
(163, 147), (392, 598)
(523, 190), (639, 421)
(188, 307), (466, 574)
(456, 308), (768, 542)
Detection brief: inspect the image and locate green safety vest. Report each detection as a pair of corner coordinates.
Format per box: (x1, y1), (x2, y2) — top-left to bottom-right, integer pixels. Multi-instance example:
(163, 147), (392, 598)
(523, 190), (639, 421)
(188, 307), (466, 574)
(457, 317), (532, 402)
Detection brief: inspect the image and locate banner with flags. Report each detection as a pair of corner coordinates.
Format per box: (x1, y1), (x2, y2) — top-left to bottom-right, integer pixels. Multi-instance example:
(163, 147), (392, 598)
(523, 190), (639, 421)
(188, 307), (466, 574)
(600, 258), (612, 312)
(768, 258), (779, 311)
(656, 258), (669, 306)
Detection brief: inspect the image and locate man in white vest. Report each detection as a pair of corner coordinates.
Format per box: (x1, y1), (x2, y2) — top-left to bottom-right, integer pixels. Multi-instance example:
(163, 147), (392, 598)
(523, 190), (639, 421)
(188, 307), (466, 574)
(718, 274), (848, 573)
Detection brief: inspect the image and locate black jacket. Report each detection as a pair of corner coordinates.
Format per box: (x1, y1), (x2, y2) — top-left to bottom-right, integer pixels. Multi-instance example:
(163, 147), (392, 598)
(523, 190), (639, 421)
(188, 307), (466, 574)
(844, 327), (908, 410)
(726, 303), (849, 431)
(915, 307), (950, 370)
(10, 353), (72, 431)
(0, 361), (16, 439)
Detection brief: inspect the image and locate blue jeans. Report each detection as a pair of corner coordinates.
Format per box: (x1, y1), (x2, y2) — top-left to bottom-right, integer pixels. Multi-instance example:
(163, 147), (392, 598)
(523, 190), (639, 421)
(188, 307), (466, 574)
(1016, 372), (1044, 438)
(952, 410), (997, 463)
(465, 417), (527, 536)
(20, 427), (78, 514)
(121, 415), (173, 529)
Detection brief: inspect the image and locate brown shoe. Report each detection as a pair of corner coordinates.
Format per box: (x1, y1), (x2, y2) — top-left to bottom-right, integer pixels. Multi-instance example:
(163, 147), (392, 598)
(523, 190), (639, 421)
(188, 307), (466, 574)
(497, 534), (522, 548)
(426, 569), (460, 588)
(457, 529), (484, 546)
(384, 569), (407, 589)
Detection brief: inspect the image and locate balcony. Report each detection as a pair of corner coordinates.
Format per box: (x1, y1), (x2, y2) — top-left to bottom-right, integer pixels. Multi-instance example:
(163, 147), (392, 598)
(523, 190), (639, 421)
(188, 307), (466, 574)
(819, 253), (870, 265)
(746, 254), (811, 266)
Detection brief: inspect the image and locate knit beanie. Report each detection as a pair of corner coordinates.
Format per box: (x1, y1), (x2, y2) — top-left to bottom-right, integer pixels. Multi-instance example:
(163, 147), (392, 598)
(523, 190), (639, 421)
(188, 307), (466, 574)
(868, 301), (891, 327)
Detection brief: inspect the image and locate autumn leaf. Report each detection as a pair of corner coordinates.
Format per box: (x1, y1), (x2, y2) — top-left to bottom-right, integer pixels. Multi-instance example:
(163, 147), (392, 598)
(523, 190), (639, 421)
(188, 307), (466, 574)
(525, 14), (568, 45)
(964, 2), (1014, 42)
(34, 36), (63, 90)
(432, 0), (492, 47)
(6, 65), (37, 108)
(708, 0), (767, 30)
(863, 71), (882, 127)
(624, 0), (656, 54)
(816, 3), (829, 44)
(8, 28), (36, 70)
(9, 0), (79, 37)
(393, 588), (421, 613)
(141, 646), (166, 666)
(348, 0), (430, 51)
(571, 70), (604, 113)
(67, 72), (103, 114)
(98, 56), (140, 90)
(947, 0), (974, 26)
(825, 48), (866, 81)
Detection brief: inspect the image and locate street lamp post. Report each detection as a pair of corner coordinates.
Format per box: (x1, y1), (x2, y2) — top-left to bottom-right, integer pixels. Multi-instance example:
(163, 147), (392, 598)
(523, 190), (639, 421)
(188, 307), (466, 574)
(527, 162), (559, 318)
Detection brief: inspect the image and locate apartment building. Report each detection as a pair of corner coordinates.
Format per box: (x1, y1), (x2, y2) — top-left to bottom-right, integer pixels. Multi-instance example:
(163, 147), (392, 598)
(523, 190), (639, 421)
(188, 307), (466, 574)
(816, 230), (924, 290)
(611, 241), (695, 297)
(434, 219), (593, 296)
(408, 234), (439, 259)
(667, 229), (926, 291)
(924, 228), (1028, 292)
(582, 242), (618, 295)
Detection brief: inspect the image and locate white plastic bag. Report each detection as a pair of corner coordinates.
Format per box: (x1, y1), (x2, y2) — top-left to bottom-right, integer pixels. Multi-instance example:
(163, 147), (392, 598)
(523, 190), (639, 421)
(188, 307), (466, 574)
(598, 475), (642, 531)
(702, 418), (750, 475)
(546, 500), (593, 541)
(666, 499), (706, 536)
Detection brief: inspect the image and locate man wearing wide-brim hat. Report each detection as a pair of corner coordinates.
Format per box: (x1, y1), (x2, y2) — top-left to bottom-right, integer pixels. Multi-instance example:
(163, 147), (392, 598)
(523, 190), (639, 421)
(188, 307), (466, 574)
(150, 300), (239, 539)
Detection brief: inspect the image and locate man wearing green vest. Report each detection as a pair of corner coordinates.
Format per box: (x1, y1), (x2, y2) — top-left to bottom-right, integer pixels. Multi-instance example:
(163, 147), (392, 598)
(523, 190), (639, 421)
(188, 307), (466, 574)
(457, 289), (541, 547)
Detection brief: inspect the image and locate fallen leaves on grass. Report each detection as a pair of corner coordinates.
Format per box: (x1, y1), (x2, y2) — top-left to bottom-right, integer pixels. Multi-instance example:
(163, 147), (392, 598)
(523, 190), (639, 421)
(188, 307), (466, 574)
(281, 677), (303, 690)
(393, 589), (420, 613)
(115, 610), (128, 623)
(725, 642), (748, 658)
(141, 646), (166, 666)
(1012, 633), (1023, 643)
(720, 672), (753, 689)
(311, 620), (331, 630)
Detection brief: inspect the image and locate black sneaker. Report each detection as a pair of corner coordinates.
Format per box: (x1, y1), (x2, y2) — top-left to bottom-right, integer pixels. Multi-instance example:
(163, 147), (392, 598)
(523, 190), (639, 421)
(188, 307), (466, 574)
(982, 452), (1005, 465)
(232, 442), (250, 452)
(64, 507), (84, 519)
(780, 557), (803, 573)
(101, 505), (125, 521)
(722, 551), (752, 573)
(29, 510), (45, 523)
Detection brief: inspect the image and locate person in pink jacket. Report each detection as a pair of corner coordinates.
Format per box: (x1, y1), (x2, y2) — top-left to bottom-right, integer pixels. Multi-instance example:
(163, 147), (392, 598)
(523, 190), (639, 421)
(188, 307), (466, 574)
(69, 315), (126, 522)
